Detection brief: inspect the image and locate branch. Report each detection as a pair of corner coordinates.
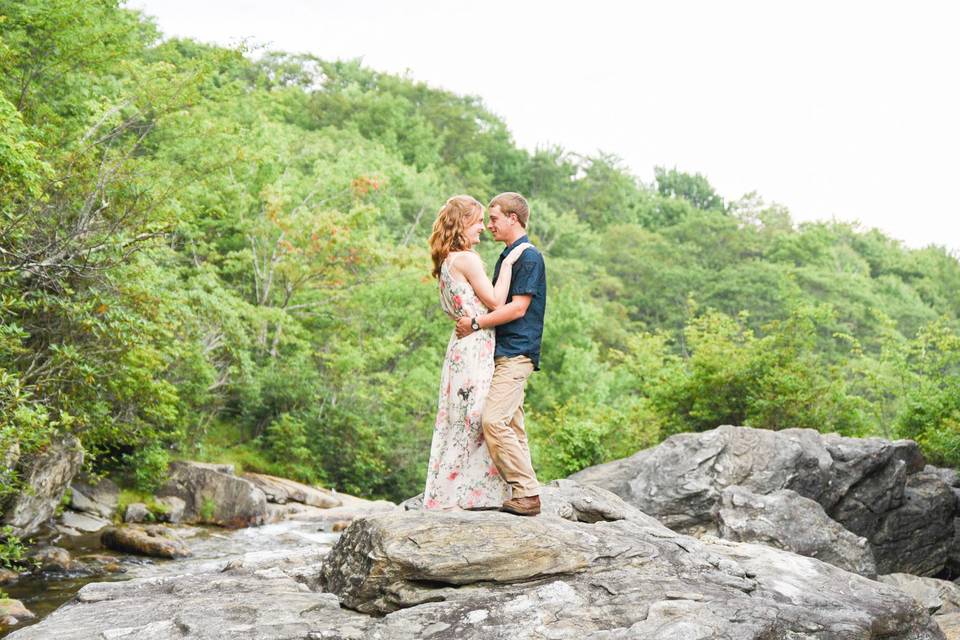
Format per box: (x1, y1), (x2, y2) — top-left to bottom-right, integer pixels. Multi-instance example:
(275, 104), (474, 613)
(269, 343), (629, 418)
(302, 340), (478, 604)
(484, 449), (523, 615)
(401, 207), (426, 247)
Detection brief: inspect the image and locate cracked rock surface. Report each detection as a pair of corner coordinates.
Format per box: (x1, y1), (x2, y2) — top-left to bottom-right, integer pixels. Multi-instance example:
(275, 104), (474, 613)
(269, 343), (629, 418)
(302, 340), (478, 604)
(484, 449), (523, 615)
(7, 480), (947, 639)
(317, 480), (942, 639)
(717, 486), (877, 577)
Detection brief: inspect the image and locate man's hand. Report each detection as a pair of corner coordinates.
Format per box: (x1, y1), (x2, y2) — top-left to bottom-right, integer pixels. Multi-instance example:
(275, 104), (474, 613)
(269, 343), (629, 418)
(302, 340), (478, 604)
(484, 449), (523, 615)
(455, 316), (474, 338)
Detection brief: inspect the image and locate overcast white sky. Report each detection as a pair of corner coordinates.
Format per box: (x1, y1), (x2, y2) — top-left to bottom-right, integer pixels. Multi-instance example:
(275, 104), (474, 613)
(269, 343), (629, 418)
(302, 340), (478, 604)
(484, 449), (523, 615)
(128, 0), (959, 256)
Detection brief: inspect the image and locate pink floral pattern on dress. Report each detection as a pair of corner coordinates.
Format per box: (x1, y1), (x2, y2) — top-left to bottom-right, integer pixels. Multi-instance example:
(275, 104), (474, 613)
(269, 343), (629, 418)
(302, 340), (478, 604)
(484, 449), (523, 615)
(424, 255), (510, 510)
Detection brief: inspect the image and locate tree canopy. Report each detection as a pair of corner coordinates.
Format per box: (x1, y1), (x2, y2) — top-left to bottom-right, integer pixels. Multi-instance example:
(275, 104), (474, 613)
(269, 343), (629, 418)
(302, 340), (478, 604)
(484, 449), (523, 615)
(1, 0), (958, 503)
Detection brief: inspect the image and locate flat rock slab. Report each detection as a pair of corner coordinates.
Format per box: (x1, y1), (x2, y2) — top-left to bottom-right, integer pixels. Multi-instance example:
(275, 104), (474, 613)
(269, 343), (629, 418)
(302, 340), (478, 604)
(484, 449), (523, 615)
(4, 548), (351, 640)
(58, 510), (112, 534)
(242, 472), (342, 508)
(265, 496), (395, 528)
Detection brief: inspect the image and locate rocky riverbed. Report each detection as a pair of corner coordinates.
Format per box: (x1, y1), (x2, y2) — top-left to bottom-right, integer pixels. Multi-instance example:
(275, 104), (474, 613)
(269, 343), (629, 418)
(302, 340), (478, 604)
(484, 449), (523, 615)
(5, 479), (953, 639)
(0, 459), (393, 637)
(6, 426), (960, 638)
(1, 518), (340, 638)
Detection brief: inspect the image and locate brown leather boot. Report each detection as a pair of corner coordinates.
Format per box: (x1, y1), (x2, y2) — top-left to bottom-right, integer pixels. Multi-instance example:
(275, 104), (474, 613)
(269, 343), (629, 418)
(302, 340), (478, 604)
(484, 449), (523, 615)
(500, 495), (541, 516)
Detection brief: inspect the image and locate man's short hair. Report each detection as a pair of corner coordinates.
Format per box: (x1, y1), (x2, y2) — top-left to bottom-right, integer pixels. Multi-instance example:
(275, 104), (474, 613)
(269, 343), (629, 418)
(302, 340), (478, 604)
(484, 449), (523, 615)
(489, 192), (530, 228)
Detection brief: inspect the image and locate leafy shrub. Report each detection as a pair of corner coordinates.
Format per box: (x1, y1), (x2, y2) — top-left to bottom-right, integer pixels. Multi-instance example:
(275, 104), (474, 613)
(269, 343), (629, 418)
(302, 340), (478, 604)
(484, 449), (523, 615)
(199, 497), (216, 523)
(262, 413), (322, 485)
(532, 398), (661, 480)
(121, 445), (171, 493)
(0, 525), (27, 570)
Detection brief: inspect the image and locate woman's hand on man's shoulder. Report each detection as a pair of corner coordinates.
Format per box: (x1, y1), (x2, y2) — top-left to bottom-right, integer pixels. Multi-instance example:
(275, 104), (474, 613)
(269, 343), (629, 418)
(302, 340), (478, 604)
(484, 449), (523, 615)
(505, 242), (534, 265)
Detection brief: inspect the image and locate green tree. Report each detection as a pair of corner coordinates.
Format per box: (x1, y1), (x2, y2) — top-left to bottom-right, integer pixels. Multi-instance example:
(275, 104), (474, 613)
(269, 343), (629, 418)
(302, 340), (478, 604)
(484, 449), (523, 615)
(654, 166), (725, 212)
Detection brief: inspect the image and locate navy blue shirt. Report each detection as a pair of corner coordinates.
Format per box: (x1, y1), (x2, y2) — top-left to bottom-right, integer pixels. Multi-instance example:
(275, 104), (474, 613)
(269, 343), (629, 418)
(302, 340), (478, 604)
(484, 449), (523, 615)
(492, 235), (547, 370)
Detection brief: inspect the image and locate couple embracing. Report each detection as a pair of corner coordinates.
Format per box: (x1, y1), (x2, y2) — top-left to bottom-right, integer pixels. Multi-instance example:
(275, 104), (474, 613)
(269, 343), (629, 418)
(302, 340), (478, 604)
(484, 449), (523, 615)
(424, 192), (545, 517)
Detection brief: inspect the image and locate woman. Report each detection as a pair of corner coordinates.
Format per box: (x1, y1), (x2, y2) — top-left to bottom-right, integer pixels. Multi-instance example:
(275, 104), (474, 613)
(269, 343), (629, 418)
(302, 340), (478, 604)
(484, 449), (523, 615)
(424, 195), (529, 510)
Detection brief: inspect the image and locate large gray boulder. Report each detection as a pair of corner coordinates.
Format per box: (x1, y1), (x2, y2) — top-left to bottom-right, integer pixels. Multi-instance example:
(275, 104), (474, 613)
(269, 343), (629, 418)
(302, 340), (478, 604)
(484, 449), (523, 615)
(717, 485), (877, 577)
(570, 424), (955, 575)
(28, 546), (82, 573)
(155, 495), (186, 523)
(871, 469), (957, 575)
(2, 435), (84, 538)
(570, 425), (833, 532)
(8, 480), (944, 640)
(924, 465), (960, 578)
(68, 475), (119, 519)
(56, 475), (117, 535)
(317, 480), (942, 638)
(122, 502), (151, 524)
(156, 461), (267, 528)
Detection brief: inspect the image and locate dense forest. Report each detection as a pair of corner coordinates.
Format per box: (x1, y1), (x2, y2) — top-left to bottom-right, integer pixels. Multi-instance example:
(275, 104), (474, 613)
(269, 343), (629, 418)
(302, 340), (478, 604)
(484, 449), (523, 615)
(1, 0), (959, 519)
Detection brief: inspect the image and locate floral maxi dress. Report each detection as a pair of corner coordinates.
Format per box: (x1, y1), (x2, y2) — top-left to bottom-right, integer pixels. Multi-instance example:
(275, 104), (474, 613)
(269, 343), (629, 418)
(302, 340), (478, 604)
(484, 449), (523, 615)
(423, 255), (511, 509)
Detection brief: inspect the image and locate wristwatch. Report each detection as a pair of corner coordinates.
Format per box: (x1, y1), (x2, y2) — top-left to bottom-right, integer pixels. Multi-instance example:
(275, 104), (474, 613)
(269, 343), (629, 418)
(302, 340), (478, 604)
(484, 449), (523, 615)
(470, 317), (480, 331)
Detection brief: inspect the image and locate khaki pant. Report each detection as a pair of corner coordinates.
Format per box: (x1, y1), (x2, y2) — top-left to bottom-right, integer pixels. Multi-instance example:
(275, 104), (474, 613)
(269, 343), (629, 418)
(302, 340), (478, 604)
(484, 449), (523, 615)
(482, 355), (539, 498)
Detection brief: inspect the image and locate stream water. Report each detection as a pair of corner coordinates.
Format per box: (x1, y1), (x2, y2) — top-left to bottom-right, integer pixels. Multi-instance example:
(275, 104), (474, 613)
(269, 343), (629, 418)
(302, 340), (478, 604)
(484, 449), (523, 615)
(1, 519), (341, 638)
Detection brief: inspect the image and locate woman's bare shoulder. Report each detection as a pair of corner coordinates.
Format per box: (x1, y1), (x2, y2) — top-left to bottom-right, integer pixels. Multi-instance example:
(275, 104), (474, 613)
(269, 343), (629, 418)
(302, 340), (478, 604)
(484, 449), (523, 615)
(447, 251), (482, 281)
(449, 250), (482, 267)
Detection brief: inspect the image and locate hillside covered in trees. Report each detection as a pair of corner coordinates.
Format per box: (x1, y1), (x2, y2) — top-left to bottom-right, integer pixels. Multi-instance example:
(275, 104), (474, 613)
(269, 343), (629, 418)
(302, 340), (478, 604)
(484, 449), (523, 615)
(2, 0), (959, 511)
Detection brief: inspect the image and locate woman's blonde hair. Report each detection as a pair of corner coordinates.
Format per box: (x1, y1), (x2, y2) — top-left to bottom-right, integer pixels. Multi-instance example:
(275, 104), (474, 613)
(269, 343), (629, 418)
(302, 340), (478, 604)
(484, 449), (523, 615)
(428, 195), (483, 278)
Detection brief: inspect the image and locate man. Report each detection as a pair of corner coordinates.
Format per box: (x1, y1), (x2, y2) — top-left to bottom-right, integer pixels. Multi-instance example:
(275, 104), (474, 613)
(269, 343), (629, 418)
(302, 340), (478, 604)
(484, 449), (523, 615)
(455, 192), (546, 516)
